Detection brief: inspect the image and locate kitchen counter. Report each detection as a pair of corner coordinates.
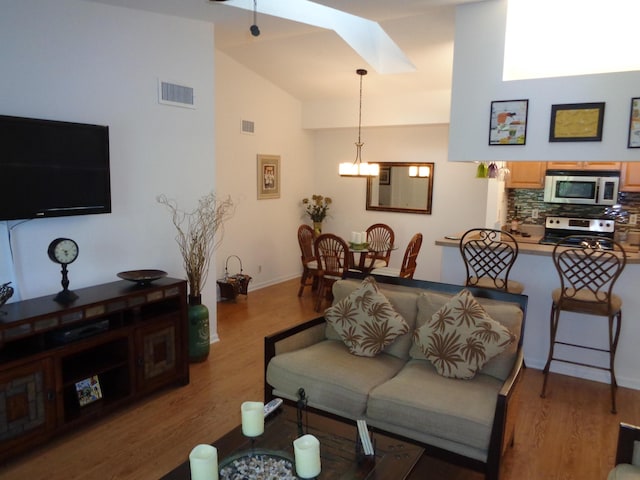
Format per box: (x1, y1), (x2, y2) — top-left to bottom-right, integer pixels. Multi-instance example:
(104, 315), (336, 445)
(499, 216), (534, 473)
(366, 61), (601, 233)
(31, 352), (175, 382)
(436, 232), (640, 262)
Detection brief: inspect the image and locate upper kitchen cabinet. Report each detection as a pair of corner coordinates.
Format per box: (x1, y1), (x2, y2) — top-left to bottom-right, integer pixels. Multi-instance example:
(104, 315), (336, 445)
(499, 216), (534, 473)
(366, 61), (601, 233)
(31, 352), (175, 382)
(546, 161), (621, 170)
(620, 162), (640, 192)
(506, 162), (546, 188)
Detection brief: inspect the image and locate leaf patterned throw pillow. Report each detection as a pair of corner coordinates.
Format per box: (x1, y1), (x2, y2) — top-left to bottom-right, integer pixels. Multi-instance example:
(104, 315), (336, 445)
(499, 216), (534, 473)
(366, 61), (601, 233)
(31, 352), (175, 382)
(325, 276), (409, 357)
(413, 289), (515, 379)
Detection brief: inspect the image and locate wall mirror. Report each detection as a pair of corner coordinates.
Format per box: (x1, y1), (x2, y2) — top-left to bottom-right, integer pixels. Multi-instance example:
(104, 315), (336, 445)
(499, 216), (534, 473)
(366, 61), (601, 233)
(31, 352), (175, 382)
(366, 162), (434, 214)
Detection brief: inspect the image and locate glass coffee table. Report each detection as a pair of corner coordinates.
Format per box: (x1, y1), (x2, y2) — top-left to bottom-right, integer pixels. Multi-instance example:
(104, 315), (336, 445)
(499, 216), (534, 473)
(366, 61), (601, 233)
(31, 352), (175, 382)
(160, 404), (424, 479)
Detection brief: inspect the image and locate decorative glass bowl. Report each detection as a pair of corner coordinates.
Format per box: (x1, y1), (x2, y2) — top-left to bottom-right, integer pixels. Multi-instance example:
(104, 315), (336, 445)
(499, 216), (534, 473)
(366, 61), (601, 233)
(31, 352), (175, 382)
(349, 242), (369, 251)
(219, 449), (296, 480)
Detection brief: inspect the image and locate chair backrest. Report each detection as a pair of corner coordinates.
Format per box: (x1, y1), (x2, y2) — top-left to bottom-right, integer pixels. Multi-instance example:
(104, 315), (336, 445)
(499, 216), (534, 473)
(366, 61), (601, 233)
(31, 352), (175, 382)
(314, 233), (349, 278)
(459, 228), (519, 291)
(399, 233), (423, 279)
(297, 224), (316, 265)
(552, 235), (626, 310)
(366, 223), (395, 264)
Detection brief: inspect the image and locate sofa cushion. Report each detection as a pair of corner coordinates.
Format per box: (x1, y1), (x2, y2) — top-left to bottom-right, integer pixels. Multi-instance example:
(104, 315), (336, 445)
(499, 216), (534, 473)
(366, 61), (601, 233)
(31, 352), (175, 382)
(410, 290), (523, 381)
(366, 359), (502, 453)
(329, 279), (420, 360)
(608, 464), (640, 480)
(413, 289), (515, 379)
(325, 277), (409, 357)
(266, 339), (406, 419)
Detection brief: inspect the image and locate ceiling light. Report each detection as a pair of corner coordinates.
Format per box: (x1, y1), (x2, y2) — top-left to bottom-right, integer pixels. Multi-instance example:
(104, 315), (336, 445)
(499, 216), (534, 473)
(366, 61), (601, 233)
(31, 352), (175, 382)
(339, 69), (379, 177)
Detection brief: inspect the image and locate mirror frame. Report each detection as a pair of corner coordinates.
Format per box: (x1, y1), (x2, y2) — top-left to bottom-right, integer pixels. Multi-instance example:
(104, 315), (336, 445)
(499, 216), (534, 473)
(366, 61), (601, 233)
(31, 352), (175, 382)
(366, 162), (434, 214)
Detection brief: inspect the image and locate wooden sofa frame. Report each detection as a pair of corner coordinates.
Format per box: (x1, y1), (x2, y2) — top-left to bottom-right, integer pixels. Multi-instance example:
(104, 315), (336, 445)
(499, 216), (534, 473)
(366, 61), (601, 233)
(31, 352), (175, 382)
(263, 273), (528, 480)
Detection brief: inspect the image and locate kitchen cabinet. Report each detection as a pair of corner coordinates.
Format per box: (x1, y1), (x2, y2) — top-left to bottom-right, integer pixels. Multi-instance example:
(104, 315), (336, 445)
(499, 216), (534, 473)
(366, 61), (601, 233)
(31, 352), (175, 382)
(620, 162), (640, 192)
(0, 277), (189, 462)
(506, 162), (546, 189)
(547, 161), (621, 171)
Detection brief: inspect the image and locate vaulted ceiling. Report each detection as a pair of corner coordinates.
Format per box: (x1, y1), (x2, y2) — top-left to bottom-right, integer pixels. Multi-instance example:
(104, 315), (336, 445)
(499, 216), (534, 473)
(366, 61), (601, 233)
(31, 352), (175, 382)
(89, 0), (486, 103)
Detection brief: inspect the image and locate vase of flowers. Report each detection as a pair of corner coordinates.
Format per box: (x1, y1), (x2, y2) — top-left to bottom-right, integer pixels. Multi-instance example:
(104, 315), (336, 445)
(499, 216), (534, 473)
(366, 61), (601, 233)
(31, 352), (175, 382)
(302, 194), (332, 236)
(158, 192), (235, 362)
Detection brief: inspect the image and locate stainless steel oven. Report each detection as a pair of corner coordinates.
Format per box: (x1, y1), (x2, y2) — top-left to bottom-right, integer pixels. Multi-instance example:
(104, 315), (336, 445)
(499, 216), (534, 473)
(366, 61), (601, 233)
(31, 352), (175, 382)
(543, 170), (619, 205)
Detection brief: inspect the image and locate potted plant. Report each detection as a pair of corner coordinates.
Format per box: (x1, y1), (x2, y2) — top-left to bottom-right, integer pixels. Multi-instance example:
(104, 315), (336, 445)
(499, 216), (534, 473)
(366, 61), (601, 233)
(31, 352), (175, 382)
(158, 192), (234, 362)
(302, 194), (332, 236)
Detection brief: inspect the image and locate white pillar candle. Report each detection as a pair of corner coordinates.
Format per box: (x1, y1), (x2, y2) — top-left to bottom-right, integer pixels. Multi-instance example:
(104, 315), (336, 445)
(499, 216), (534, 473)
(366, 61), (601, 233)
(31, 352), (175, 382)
(351, 231), (358, 243)
(361, 231), (367, 243)
(189, 444), (219, 480)
(241, 401), (264, 437)
(294, 434), (321, 478)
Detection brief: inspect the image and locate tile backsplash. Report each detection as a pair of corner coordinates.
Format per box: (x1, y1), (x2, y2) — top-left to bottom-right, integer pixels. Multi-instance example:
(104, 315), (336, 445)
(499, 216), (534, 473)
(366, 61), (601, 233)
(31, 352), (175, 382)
(507, 189), (640, 233)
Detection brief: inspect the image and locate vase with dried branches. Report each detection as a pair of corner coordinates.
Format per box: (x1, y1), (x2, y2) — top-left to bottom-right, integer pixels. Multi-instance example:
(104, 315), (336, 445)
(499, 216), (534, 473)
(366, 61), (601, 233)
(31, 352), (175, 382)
(158, 192), (234, 361)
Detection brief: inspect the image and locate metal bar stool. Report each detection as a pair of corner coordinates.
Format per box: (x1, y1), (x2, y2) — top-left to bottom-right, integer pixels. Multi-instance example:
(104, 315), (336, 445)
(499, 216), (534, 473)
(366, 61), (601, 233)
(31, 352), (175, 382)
(459, 228), (524, 294)
(541, 235), (627, 413)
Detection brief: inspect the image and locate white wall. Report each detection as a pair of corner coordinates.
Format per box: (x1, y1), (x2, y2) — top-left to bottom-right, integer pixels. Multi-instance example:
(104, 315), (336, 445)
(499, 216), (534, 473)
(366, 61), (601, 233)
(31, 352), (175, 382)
(449, 0), (640, 163)
(312, 124), (486, 281)
(0, 1), (218, 326)
(214, 52), (316, 298)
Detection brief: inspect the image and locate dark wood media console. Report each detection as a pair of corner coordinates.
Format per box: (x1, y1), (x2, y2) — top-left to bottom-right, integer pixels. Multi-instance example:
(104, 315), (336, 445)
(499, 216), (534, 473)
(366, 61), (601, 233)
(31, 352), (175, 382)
(0, 277), (189, 462)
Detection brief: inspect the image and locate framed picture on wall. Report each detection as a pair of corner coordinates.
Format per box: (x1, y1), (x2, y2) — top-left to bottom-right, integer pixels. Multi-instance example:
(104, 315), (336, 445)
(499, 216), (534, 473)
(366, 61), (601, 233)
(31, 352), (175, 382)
(257, 154), (281, 199)
(488, 99), (528, 145)
(628, 97), (640, 148)
(549, 102), (605, 142)
(379, 166), (391, 185)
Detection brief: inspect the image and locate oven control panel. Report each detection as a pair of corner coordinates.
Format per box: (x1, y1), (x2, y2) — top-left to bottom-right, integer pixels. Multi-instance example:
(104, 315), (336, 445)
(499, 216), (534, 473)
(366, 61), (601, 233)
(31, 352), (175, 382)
(544, 216), (615, 233)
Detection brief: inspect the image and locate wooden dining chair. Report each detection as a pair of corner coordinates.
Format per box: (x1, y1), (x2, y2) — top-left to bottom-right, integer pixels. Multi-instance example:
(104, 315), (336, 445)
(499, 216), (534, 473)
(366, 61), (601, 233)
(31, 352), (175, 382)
(459, 228), (524, 294)
(314, 233), (350, 312)
(371, 233), (423, 279)
(365, 223), (395, 269)
(541, 235), (627, 413)
(297, 224), (319, 297)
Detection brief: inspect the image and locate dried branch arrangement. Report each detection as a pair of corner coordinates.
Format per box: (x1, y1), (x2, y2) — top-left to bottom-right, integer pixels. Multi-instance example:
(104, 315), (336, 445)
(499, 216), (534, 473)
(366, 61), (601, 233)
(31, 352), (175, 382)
(157, 192), (235, 297)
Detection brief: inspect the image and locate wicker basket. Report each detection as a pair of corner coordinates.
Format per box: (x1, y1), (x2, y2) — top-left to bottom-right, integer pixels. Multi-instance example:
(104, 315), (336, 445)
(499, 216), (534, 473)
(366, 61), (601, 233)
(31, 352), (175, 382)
(217, 255), (252, 300)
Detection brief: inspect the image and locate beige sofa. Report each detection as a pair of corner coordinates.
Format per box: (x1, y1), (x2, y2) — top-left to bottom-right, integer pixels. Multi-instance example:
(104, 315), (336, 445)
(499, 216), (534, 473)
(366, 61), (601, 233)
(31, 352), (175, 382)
(264, 274), (527, 480)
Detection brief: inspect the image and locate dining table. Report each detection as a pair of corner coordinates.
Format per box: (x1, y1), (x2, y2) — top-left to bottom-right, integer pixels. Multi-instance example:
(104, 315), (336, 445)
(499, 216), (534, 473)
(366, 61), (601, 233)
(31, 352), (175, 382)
(348, 243), (396, 274)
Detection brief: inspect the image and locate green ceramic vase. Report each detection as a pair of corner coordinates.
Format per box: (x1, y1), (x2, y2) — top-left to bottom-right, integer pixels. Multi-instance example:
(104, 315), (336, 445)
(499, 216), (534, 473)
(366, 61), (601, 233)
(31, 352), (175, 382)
(188, 294), (210, 362)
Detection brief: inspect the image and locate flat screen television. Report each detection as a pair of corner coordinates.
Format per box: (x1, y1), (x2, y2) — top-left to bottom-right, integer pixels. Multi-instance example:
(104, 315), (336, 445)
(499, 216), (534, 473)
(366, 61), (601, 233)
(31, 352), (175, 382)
(0, 114), (111, 221)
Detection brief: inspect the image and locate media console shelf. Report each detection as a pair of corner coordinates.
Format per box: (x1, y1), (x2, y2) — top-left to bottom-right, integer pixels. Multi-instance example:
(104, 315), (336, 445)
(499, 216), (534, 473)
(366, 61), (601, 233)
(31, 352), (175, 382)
(0, 277), (189, 462)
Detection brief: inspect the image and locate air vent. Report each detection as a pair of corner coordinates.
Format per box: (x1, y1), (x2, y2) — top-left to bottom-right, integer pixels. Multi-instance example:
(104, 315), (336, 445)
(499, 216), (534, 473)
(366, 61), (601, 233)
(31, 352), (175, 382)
(158, 79), (195, 109)
(241, 119), (255, 135)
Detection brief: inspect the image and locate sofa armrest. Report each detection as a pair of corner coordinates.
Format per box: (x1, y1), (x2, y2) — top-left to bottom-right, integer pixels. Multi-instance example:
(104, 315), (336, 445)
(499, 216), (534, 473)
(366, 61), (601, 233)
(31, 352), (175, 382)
(264, 316), (326, 401)
(486, 347), (525, 480)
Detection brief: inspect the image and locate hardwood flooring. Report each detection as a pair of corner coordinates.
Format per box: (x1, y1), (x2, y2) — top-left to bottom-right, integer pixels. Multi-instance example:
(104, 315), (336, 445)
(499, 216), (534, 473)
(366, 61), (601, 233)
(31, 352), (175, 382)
(1, 278), (639, 479)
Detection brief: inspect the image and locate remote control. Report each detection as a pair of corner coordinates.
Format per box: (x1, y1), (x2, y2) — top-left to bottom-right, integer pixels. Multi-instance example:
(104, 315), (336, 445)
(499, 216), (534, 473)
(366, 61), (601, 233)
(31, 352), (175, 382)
(263, 397), (283, 418)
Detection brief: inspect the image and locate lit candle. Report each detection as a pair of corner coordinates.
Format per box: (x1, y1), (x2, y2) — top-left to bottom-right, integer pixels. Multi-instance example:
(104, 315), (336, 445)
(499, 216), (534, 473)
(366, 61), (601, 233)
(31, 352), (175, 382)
(294, 434), (321, 479)
(241, 401), (264, 437)
(189, 444), (219, 480)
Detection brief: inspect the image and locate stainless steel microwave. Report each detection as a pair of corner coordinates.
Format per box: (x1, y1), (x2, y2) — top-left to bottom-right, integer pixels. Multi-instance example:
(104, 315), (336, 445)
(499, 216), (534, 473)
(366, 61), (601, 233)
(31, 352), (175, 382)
(543, 170), (620, 205)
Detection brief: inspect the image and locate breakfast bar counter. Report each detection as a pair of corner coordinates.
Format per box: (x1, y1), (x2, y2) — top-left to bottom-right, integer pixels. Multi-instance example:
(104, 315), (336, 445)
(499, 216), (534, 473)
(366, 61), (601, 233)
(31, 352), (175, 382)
(436, 234), (640, 393)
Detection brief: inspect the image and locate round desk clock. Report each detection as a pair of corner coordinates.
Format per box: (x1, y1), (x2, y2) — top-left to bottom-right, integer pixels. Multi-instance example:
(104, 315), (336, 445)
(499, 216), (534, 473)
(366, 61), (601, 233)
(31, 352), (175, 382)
(48, 238), (79, 304)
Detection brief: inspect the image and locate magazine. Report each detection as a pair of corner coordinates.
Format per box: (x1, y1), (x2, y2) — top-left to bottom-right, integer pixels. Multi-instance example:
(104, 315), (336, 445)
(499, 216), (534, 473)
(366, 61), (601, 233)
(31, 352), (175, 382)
(75, 375), (103, 406)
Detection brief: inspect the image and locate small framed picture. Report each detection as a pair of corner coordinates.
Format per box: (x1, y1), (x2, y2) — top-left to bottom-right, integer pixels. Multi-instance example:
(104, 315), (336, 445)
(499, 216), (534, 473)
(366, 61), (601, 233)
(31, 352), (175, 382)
(549, 102), (605, 142)
(628, 97), (640, 148)
(379, 166), (391, 185)
(75, 375), (103, 407)
(488, 99), (528, 145)
(257, 154), (281, 200)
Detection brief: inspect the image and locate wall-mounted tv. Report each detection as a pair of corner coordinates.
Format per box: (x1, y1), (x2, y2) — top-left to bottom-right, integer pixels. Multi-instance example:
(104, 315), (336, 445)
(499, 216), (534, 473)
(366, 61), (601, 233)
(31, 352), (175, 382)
(0, 114), (111, 221)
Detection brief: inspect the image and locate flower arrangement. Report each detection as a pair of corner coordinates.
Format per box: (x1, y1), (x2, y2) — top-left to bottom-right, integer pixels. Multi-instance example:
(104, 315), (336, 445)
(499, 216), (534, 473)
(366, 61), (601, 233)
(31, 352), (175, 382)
(302, 194), (332, 222)
(157, 192), (235, 298)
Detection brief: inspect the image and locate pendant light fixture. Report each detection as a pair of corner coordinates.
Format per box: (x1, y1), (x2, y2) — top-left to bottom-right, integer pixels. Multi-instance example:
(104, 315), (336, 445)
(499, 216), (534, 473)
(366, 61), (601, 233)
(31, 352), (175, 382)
(339, 69), (379, 177)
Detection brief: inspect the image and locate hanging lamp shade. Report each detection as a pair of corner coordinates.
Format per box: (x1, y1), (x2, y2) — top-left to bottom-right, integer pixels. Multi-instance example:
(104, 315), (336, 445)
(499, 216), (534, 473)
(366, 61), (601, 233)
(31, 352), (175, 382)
(339, 69), (379, 177)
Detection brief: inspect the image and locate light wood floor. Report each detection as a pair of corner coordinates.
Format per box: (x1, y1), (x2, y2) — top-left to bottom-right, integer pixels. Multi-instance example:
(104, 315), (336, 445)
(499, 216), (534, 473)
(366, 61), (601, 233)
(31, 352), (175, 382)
(1, 278), (639, 479)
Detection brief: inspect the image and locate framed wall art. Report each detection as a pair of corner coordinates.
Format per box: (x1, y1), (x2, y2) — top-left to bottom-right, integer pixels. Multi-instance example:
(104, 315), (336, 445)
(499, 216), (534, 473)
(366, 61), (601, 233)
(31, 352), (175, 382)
(257, 154), (280, 200)
(628, 97), (640, 148)
(488, 99), (528, 145)
(378, 166), (391, 185)
(549, 102), (605, 142)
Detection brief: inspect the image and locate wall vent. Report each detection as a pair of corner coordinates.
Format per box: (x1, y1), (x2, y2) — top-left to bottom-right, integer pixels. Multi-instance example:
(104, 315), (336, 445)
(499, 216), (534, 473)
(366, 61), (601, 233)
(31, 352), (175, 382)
(158, 79), (195, 109)
(241, 119), (255, 135)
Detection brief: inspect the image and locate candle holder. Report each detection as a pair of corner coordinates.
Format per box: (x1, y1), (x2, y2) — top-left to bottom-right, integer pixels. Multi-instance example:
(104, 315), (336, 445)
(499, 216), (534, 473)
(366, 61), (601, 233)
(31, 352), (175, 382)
(296, 388), (308, 437)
